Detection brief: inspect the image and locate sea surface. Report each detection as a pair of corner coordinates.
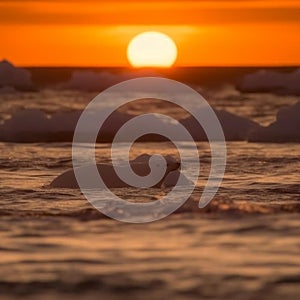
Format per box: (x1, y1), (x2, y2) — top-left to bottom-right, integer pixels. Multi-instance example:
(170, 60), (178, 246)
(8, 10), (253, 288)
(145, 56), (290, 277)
(0, 87), (299, 299)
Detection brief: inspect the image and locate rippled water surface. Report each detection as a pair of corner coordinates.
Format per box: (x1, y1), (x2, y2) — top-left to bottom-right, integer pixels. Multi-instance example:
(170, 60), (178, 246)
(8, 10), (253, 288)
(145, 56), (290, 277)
(0, 89), (299, 299)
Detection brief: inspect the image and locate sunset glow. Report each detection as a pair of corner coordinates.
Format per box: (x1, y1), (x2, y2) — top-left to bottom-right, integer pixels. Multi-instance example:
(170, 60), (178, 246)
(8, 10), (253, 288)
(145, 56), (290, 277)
(0, 0), (300, 66)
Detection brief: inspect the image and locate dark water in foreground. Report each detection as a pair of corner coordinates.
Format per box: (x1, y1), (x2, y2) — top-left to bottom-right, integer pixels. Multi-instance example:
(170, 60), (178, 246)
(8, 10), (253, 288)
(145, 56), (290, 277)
(0, 88), (299, 299)
(0, 141), (300, 299)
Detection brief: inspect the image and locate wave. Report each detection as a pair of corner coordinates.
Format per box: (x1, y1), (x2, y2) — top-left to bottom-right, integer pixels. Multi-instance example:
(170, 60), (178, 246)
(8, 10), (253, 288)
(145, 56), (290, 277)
(60, 69), (160, 91)
(2, 101), (300, 143)
(249, 101), (300, 142)
(0, 107), (262, 142)
(0, 60), (34, 91)
(237, 68), (300, 95)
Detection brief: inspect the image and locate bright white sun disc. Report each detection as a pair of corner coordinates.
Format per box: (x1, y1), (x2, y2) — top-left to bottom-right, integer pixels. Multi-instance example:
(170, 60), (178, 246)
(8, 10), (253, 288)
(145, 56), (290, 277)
(127, 31), (178, 68)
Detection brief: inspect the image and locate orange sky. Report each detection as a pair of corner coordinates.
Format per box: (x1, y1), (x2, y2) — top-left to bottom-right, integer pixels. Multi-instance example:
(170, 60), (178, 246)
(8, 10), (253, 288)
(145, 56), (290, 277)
(1, 0), (300, 66)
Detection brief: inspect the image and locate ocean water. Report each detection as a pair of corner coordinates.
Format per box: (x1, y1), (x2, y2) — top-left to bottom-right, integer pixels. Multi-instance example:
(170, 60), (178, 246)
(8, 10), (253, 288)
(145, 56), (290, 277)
(0, 88), (300, 299)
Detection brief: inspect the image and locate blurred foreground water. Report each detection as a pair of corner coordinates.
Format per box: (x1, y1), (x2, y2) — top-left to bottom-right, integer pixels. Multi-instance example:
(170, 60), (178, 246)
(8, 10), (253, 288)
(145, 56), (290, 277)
(0, 88), (299, 299)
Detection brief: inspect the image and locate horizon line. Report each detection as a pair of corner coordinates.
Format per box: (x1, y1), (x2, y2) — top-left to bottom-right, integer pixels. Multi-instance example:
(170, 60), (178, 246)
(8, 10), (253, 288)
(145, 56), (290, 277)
(20, 64), (300, 69)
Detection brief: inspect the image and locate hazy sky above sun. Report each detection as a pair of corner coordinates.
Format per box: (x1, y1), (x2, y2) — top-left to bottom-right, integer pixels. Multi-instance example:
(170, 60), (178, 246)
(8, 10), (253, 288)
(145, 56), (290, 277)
(1, 0), (300, 66)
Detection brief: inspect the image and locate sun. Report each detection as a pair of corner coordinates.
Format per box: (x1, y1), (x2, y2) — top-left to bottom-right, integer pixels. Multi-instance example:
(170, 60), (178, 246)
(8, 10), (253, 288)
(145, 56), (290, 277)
(127, 31), (178, 68)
